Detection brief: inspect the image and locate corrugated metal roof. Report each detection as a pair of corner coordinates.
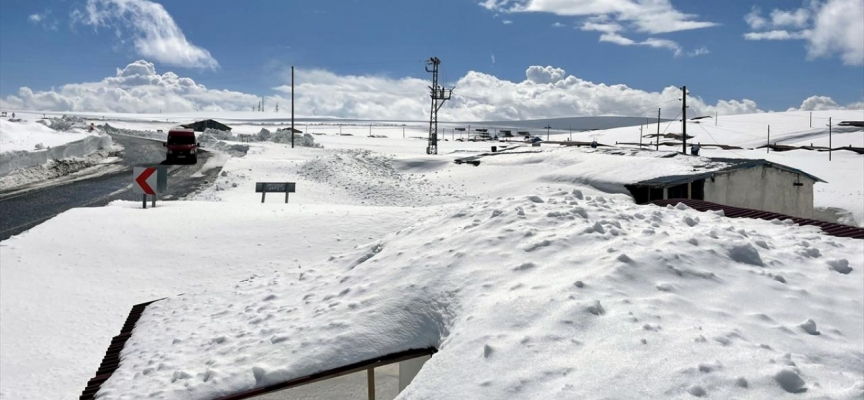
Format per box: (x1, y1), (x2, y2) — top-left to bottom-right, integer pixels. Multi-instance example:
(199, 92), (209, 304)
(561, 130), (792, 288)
(79, 299), (162, 400)
(652, 199), (864, 239)
(635, 157), (826, 188)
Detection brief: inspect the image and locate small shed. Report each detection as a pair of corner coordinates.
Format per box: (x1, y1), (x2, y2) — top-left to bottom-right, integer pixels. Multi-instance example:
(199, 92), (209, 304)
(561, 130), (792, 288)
(277, 127), (303, 133)
(625, 158), (825, 219)
(181, 119), (232, 132)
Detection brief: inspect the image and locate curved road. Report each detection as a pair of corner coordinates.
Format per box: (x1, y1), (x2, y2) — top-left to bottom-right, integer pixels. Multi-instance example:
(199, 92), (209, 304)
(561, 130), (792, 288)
(0, 134), (223, 241)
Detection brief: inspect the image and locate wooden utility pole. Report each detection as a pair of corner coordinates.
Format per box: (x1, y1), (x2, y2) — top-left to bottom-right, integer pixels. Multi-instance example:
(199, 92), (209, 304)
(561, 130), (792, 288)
(829, 117), (832, 161)
(291, 66), (295, 148)
(656, 108), (661, 151)
(767, 125), (770, 154)
(545, 125), (551, 141)
(681, 86), (687, 154)
(639, 125), (643, 148)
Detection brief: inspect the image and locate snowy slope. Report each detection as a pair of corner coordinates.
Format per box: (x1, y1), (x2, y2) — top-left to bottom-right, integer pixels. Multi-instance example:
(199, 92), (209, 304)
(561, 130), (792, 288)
(0, 117), (94, 153)
(100, 190), (864, 400)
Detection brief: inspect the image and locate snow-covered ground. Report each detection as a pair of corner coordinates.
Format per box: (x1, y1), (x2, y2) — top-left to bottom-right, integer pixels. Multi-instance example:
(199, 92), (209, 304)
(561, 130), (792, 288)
(0, 109), (861, 400)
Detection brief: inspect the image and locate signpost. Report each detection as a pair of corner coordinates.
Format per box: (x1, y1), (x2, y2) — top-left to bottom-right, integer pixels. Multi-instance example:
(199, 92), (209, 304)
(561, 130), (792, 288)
(256, 182), (296, 203)
(133, 166), (168, 208)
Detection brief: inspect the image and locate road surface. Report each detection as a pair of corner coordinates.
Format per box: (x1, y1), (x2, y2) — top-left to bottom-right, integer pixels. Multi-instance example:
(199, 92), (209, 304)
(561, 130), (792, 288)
(0, 134), (222, 241)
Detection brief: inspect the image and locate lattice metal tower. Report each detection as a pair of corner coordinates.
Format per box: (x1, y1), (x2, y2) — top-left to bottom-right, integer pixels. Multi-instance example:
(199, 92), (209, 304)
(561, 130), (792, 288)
(425, 57), (453, 155)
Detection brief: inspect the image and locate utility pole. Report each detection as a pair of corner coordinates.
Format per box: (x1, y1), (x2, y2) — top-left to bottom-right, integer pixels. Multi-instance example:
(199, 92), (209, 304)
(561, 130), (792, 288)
(402, 126), (405, 138)
(810, 112), (812, 128)
(276, 103), (279, 113)
(639, 125), (643, 148)
(425, 57), (453, 155)
(767, 125), (770, 154)
(569, 126), (572, 141)
(715, 111), (717, 126)
(656, 108), (661, 151)
(681, 86), (687, 154)
(291, 66), (295, 148)
(545, 125), (551, 141)
(829, 117), (832, 161)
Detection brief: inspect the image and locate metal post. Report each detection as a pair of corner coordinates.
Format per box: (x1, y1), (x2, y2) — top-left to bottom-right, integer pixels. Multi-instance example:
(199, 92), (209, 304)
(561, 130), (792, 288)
(285, 191), (289, 203)
(142, 194), (147, 209)
(151, 195), (156, 208)
(369, 125), (372, 137)
(545, 125), (551, 141)
(402, 126), (405, 138)
(639, 125), (643, 148)
(767, 125), (770, 153)
(681, 86), (687, 154)
(810, 112), (812, 128)
(367, 368), (375, 400)
(829, 117), (832, 161)
(261, 191), (266, 203)
(291, 66), (295, 148)
(656, 108), (661, 151)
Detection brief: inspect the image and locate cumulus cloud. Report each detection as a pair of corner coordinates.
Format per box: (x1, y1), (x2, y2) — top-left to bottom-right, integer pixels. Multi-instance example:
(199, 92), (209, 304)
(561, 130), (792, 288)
(72, 0), (219, 69)
(5, 61), (857, 120)
(28, 10), (57, 30)
(743, 0), (863, 66)
(28, 13), (44, 23)
(786, 95), (864, 111)
(0, 60), (252, 113)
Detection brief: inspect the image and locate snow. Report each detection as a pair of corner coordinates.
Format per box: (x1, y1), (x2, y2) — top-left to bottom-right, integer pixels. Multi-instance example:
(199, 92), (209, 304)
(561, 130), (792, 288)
(0, 109), (861, 400)
(0, 116), (95, 153)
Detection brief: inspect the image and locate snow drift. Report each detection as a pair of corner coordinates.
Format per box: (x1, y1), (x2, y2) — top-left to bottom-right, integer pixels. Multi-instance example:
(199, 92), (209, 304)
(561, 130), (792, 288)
(100, 191), (863, 399)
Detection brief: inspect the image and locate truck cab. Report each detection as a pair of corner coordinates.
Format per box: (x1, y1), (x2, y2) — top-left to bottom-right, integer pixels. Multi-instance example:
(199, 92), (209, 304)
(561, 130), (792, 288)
(164, 129), (199, 164)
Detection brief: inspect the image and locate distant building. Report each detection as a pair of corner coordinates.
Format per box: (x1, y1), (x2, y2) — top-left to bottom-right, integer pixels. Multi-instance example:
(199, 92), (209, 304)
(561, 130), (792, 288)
(625, 158), (824, 218)
(181, 119), (232, 132)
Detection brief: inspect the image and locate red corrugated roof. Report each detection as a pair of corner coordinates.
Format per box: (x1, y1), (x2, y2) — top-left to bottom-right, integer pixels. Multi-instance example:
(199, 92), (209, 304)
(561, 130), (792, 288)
(652, 199), (864, 239)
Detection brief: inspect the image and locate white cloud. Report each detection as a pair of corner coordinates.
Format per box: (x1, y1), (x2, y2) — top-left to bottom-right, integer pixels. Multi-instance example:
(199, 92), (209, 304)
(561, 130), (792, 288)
(506, 3), (710, 56)
(744, 30), (811, 40)
(791, 95), (840, 111)
(0, 60), (252, 113)
(491, 54), (496, 64)
(744, 6), (767, 30)
(581, 21), (623, 34)
(1, 60), (779, 121)
(502, 20), (513, 24)
(598, 33), (682, 56)
(743, 0), (863, 66)
(688, 46), (710, 57)
(72, 0), (219, 69)
(807, 0), (864, 65)
(28, 13), (44, 23)
(482, 0), (718, 34)
(28, 10), (57, 30)
(551, 22), (565, 28)
(770, 8), (810, 28)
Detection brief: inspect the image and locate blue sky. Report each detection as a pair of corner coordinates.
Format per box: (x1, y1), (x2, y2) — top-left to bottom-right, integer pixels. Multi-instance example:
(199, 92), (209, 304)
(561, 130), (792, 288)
(0, 0), (862, 119)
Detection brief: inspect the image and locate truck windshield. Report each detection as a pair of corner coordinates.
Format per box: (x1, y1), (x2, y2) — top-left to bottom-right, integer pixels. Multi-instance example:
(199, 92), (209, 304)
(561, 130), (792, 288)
(167, 135), (196, 145)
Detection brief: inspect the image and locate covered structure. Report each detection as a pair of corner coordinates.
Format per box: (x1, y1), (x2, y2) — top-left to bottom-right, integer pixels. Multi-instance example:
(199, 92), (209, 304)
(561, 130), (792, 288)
(181, 119), (232, 132)
(626, 158), (825, 219)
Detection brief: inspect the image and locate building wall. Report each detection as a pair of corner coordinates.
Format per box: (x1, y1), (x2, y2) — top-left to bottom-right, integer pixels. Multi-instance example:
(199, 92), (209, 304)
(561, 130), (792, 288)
(703, 165), (815, 218)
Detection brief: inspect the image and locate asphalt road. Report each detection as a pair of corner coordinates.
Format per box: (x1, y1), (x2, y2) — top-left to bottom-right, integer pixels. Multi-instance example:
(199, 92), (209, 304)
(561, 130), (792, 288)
(0, 134), (222, 241)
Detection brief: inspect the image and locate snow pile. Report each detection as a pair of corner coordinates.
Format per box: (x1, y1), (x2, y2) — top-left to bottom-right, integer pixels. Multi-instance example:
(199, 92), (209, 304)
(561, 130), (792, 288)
(38, 115), (89, 132)
(99, 190), (863, 399)
(0, 118), (93, 153)
(0, 146), (122, 190)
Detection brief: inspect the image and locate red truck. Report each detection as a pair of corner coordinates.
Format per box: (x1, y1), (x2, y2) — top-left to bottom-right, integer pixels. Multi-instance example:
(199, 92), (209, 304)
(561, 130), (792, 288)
(163, 129), (200, 164)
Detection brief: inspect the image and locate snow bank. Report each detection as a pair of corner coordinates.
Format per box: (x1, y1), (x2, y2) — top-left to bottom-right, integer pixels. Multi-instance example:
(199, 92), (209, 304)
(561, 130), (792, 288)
(100, 190), (864, 399)
(0, 118), (94, 153)
(0, 134), (114, 177)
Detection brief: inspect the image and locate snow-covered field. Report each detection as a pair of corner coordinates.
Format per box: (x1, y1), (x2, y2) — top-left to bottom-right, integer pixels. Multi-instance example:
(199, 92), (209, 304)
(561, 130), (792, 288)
(0, 109), (861, 400)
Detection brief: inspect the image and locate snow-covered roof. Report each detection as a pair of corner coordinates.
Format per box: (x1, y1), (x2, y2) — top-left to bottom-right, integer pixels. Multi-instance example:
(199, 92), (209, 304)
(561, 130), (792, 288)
(633, 157), (827, 188)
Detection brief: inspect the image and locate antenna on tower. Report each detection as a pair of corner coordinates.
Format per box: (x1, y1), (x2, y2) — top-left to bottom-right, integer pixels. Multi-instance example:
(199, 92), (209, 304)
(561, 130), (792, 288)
(425, 57), (453, 155)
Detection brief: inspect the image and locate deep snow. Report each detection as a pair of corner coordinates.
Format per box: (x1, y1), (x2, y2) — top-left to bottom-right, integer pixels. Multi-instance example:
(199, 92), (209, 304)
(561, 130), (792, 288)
(0, 109), (861, 400)
(0, 115), (95, 153)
